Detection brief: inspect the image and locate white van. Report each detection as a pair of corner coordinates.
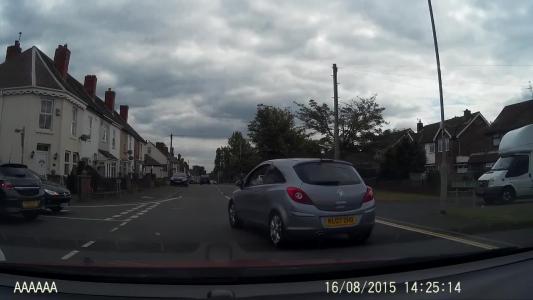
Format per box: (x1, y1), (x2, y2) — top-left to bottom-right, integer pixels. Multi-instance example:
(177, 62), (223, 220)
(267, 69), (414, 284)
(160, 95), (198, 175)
(476, 124), (533, 204)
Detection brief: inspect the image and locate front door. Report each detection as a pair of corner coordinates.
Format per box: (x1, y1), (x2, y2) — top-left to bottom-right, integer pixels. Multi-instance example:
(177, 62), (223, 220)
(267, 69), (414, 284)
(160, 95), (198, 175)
(35, 144), (50, 176)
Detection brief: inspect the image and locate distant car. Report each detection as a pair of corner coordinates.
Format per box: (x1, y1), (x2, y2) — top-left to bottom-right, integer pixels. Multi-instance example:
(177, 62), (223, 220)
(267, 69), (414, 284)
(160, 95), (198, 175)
(29, 170), (71, 213)
(199, 175), (210, 184)
(0, 164), (44, 221)
(228, 159), (375, 247)
(170, 172), (189, 186)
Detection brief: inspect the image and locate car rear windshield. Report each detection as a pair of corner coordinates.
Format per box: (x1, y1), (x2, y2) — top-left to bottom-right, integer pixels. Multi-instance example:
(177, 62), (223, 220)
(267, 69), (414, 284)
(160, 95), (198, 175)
(0, 166), (30, 178)
(293, 162), (361, 186)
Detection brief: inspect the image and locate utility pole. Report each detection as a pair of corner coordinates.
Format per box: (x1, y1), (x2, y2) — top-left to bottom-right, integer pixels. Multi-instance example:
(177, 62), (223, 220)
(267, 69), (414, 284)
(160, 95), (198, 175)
(333, 64), (340, 160)
(15, 127), (25, 164)
(169, 134), (173, 177)
(428, 0), (447, 214)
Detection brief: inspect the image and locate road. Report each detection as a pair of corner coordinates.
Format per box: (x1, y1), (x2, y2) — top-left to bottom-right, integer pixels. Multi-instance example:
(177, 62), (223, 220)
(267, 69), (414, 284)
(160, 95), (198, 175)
(0, 184), (521, 266)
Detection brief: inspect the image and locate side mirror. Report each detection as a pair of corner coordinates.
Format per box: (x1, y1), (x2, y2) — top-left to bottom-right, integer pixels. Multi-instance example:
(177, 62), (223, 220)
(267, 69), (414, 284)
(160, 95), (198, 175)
(235, 179), (243, 189)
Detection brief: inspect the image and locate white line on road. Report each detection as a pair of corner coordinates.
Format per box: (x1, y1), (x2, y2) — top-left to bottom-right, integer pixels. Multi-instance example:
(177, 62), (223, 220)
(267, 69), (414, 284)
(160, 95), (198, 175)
(81, 241), (95, 248)
(70, 196), (181, 208)
(120, 222), (128, 226)
(0, 247), (5, 262)
(112, 215), (121, 218)
(42, 216), (121, 222)
(110, 227), (119, 232)
(224, 195), (230, 200)
(61, 250), (79, 260)
(376, 218), (499, 250)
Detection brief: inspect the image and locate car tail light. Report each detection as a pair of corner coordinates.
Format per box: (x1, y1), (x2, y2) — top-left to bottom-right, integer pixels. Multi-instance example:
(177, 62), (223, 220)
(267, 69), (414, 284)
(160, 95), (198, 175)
(362, 186), (374, 203)
(0, 181), (14, 190)
(286, 187), (313, 205)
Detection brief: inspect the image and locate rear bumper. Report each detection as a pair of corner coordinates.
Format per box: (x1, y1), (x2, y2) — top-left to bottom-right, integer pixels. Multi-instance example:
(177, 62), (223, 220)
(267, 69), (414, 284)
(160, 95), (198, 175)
(44, 195), (71, 208)
(475, 186), (503, 198)
(284, 208), (376, 239)
(0, 196), (44, 214)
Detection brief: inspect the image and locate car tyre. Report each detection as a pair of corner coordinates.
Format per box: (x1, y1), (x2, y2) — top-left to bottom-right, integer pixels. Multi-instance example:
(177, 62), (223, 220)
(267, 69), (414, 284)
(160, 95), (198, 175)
(349, 227), (373, 244)
(51, 207), (62, 213)
(22, 211), (39, 221)
(269, 212), (288, 248)
(228, 200), (243, 229)
(500, 187), (516, 204)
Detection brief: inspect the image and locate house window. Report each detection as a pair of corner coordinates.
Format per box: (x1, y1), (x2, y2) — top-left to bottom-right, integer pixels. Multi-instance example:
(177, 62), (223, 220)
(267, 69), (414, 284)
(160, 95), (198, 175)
(492, 134), (501, 147)
(148, 147), (151, 154)
(438, 137), (449, 152)
(88, 116), (93, 137)
(71, 107), (78, 136)
(111, 162), (117, 178)
(73, 152), (79, 172)
(39, 99), (53, 129)
(64, 151), (71, 175)
(112, 129), (116, 149)
(456, 163), (468, 174)
(426, 143), (435, 153)
(102, 125), (108, 142)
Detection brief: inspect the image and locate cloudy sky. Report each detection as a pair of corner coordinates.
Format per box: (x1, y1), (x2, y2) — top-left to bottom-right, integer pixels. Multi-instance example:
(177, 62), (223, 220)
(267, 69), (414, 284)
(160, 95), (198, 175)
(1, 0), (532, 171)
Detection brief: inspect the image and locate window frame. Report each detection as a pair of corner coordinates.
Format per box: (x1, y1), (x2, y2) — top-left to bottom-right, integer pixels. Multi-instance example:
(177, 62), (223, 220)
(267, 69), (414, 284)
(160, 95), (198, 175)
(39, 99), (54, 130)
(64, 150), (71, 175)
(71, 106), (78, 136)
(244, 164), (270, 187)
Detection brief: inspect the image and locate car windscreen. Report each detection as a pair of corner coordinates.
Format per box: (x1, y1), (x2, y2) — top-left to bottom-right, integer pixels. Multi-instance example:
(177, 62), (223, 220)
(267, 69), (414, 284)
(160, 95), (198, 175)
(0, 166), (30, 178)
(293, 162), (362, 186)
(491, 156), (514, 171)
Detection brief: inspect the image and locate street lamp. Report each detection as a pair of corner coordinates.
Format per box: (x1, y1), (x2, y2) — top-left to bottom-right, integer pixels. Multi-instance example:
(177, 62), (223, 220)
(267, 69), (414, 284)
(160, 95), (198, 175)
(14, 127), (25, 164)
(428, 0), (448, 214)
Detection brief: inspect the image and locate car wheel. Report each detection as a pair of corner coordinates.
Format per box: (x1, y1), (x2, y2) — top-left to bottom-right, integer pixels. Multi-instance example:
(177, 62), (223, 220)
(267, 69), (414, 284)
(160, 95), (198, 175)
(51, 207), (62, 213)
(501, 187), (516, 204)
(269, 212), (287, 247)
(349, 227), (373, 244)
(228, 200), (243, 229)
(22, 211), (39, 221)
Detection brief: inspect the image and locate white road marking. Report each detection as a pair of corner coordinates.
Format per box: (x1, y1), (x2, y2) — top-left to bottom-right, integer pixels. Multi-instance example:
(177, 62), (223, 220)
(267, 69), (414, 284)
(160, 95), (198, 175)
(376, 218), (499, 250)
(70, 196), (181, 208)
(224, 195), (231, 200)
(61, 250), (79, 260)
(120, 222), (128, 226)
(141, 210), (149, 213)
(81, 241), (95, 248)
(110, 227), (119, 232)
(0, 248), (5, 261)
(112, 214), (121, 218)
(155, 232), (161, 236)
(120, 212), (129, 215)
(42, 216), (120, 222)
(131, 215), (139, 218)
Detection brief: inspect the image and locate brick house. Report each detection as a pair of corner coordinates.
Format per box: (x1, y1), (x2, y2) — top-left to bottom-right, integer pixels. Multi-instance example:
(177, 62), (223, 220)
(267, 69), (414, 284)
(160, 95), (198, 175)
(416, 109), (492, 174)
(470, 99), (533, 171)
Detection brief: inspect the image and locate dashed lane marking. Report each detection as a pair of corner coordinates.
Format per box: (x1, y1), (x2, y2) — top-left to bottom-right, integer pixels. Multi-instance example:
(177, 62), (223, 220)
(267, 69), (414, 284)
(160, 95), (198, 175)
(0, 247), (5, 261)
(81, 241), (95, 248)
(61, 250), (79, 260)
(110, 227), (119, 232)
(376, 218), (499, 250)
(120, 222), (128, 226)
(70, 196), (181, 208)
(42, 216), (121, 222)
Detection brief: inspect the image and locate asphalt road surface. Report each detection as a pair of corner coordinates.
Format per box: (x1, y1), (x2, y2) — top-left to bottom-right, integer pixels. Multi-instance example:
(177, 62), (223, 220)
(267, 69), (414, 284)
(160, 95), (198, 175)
(0, 184), (516, 266)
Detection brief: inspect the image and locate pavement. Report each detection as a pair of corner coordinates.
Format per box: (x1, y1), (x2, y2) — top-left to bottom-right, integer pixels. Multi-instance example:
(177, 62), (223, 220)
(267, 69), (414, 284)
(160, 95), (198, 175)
(0, 184), (531, 266)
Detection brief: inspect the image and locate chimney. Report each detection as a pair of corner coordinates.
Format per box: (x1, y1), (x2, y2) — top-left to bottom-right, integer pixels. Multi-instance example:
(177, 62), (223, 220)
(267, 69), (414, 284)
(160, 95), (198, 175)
(83, 75), (97, 98)
(417, 119), (424, 133)
(5, 40), (22, 62)
(53, 44), (70, 78)
(119, 105), (129, 122)
(104, 88), (116, 111)
(463, 109), (472, 118)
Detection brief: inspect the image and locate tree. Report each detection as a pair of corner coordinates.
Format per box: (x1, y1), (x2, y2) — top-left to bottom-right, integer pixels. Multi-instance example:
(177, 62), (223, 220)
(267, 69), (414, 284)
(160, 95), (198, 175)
(379, 139), (426, 180)
(248, 104), (318, 161)
(191, 165), (206, 176)
(295, 95), (386, 154)
(227, 131), (258, 176)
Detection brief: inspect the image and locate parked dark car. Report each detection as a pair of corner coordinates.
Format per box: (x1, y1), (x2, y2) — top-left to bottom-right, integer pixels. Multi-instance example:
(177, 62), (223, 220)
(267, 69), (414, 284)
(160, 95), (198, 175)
(29, 170), (71, 213)
(0, 164), (44, 221)
(170, 172), (189, 186)
(199, 175), (210, 184)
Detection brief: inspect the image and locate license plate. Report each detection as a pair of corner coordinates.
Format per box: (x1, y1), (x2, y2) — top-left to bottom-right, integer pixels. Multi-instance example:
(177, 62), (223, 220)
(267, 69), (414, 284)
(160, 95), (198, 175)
(323, 215), (357, 228)
(22, 200), (39, 209)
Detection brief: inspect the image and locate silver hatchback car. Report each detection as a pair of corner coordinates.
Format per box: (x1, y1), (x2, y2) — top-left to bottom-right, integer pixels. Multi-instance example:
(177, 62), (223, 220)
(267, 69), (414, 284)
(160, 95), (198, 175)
(228, 158), (375, 247)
